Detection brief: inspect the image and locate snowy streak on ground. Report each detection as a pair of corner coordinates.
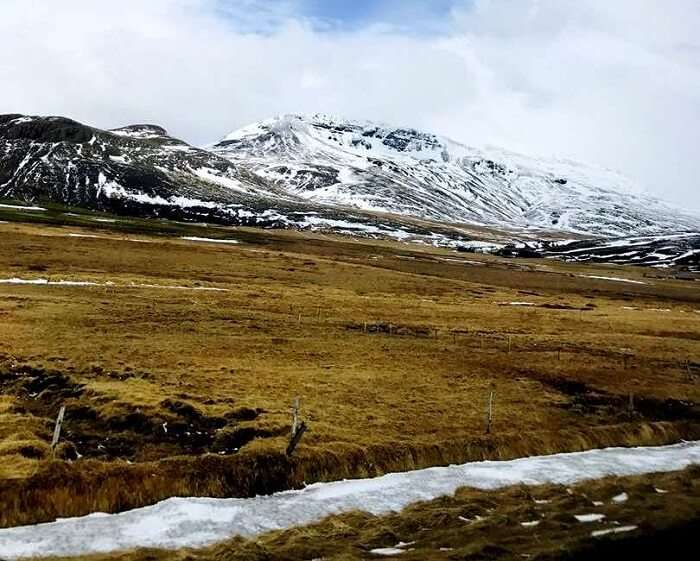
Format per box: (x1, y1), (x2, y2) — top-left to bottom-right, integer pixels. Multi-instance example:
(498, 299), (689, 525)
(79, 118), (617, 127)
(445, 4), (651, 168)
(1, 441), (699, 559)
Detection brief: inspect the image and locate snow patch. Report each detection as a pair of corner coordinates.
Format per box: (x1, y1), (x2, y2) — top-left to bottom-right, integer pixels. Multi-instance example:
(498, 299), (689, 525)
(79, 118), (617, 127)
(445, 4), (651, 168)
(181, 237), (240, 245)
(579, 275), (647, 285)
(1, 441), (699, 559)
(591, 525), (638, 538)
(0, 278), (99, 287)
(0, 203), (46, 211)
(370, 548), (407, 556)
(575, 513), (606, 523)
(0, 278), (229, 292)
(611, 492), (628, 503)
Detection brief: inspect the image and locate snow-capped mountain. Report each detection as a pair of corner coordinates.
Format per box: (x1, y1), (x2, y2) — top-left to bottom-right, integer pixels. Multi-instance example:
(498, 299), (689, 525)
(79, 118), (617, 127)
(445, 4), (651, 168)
(1, 112), (699, 270)
(212, 114), (700, 238)
(0, 114), (482, 244)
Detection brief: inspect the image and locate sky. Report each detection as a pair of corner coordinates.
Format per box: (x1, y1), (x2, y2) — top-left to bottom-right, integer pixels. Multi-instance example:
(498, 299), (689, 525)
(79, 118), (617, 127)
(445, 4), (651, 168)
(1, 0), (699, 208)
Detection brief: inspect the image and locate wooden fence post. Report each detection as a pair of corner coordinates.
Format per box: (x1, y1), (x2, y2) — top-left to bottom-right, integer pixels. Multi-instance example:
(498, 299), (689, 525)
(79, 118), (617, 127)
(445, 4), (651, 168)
(51, 405), (66, 456)
(286, 397), (307, 456)
(485, 390), (494, 434)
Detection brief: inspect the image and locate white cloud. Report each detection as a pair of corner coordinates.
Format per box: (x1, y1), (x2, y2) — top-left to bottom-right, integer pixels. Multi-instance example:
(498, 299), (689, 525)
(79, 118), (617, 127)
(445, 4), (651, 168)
(0, 0), (698, 208)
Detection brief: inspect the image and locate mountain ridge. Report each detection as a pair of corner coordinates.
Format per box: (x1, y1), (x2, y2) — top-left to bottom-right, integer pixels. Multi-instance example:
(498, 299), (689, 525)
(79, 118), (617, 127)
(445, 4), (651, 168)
(211, 113), (700, 238)
(1, 112), (699, 271)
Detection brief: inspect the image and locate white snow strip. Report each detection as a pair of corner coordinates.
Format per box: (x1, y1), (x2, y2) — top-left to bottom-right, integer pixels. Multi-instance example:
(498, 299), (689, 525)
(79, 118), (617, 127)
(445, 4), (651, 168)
(181, 237), (240, 245)
(611, 492), (628, 503)
(591, 525), (638, 538)
(0, 278), (99, 287)
(521, 521), (541, 527)
(0, 203), (46, 211)
(0, 278), (229, 292)
(67, 233), (104, 239)
(575, 513), (606, 523)
(578, 275), (647, 285)
(499, 302), (536, 306)
(370, 548), (407, 556)
(1, 441), (699, 559)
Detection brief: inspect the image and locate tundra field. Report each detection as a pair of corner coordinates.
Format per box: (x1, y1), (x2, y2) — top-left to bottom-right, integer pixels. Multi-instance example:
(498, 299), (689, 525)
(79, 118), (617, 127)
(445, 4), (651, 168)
(0, 205), (699, 558)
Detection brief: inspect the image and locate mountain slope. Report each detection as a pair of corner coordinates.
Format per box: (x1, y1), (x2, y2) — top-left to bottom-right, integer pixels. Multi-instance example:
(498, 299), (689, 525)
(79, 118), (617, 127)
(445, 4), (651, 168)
(0, 114), (486, 245)
(0, 114), (278, 212)
(2, 112), (699, 270)
(212, 114), (700, 238)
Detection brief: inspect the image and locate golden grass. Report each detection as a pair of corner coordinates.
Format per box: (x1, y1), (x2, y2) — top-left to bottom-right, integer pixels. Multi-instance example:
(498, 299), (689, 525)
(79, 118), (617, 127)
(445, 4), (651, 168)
(0, 219), (698, 527)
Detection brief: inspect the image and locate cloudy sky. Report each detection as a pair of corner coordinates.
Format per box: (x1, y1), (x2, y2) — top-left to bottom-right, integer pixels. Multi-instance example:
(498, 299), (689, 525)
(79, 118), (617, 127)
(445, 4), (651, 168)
(1, 0), (698, 207)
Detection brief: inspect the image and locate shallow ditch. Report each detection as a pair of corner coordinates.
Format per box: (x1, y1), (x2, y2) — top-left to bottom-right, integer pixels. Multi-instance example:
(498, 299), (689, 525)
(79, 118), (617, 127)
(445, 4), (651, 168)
(524, 372), (700, 423)
(0, 365), (284, 462)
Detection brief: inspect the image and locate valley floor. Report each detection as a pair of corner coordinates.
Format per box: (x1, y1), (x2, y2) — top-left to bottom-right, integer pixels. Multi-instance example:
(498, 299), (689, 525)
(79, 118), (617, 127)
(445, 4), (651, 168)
(0, 204), (698, 554)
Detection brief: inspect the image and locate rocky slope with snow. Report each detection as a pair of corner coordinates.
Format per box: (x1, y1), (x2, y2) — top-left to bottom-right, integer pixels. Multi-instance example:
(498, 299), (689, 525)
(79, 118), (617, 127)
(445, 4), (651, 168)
(0, 114), (484, 244)
(211, 114), (700, 238)
(1, 112), (699, 269)
(0, 113), (288, 223)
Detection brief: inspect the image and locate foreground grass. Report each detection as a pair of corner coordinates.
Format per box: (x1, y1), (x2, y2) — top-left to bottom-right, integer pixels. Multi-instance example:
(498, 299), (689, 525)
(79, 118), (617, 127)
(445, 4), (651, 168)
(38, 466), (700, 561)
(0, 210), (698, 527)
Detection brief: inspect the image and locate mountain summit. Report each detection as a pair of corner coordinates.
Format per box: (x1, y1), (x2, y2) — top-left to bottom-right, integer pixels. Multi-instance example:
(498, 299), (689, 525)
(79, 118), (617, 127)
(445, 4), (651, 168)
(212, 113), (699, 238)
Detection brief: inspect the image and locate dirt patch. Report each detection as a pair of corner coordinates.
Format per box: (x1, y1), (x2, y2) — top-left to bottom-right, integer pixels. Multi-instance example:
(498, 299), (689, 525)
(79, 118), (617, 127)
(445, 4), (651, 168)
(345, 321), (436, 337)
(526, 373), (700, 423)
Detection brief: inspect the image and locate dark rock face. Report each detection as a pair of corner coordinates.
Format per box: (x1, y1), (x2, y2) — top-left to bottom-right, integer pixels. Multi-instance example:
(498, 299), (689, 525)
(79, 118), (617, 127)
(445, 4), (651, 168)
(0, 115), (95, 143)
(0, 114), (253, 211)
(109, 124), (169, 137)
(495, 244), (544, 259)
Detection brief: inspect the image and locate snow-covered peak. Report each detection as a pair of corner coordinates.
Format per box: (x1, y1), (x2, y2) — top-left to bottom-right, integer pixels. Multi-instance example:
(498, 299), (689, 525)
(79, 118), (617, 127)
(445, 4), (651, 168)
(213, 114), (700, 237)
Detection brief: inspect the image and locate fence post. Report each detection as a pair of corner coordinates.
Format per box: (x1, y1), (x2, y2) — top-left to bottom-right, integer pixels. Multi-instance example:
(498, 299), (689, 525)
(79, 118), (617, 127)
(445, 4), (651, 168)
(51, 405), (66, 456)
(286, 397), (307, 456)
(485, 390), (494, 434)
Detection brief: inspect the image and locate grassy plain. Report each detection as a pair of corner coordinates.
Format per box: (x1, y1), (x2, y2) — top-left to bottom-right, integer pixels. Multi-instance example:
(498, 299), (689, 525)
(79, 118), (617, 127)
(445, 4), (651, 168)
(0, 205), (698, 528)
